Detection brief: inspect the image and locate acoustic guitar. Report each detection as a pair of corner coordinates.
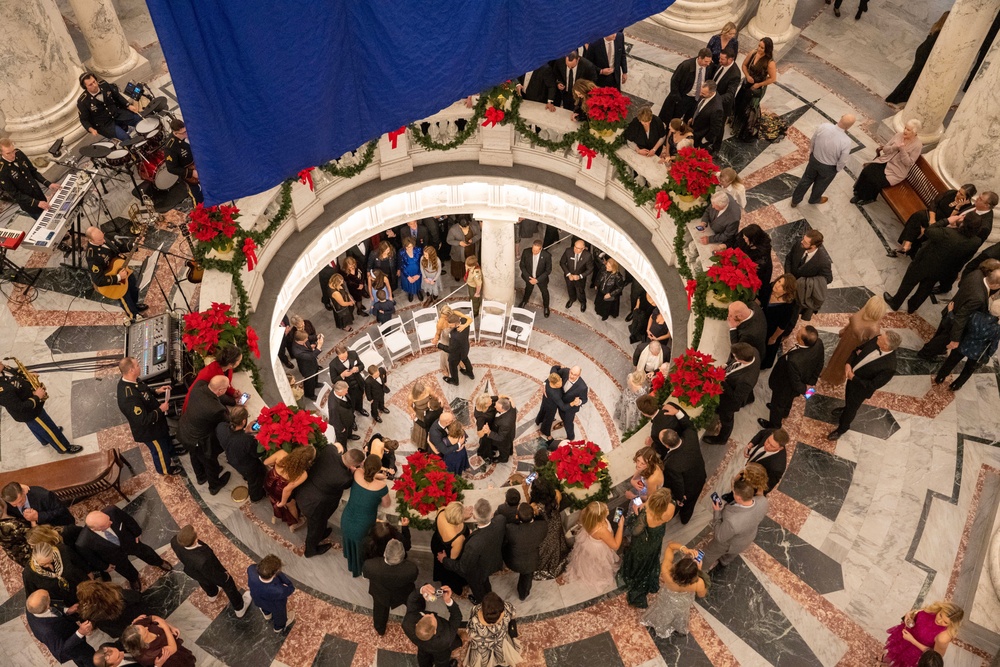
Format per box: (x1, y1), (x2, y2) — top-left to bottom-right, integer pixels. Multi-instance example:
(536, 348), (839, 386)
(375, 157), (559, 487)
(93, 222), (149, 300)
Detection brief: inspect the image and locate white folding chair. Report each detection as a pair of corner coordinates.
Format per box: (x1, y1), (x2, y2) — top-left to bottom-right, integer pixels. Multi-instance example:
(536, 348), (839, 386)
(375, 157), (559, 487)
(411, 307), (439, 350)
(504, 307), (536, 351)
(378, 316), (416, 367)
(450, 300), (476, 339)
(349, 333), (386, 373)
(478, 301), (508, 343)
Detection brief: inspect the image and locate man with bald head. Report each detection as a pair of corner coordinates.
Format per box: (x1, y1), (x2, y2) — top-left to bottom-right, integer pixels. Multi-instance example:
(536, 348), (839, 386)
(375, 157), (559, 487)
(728, 300), (767, 361)
(552, 364), (588, 441)
(178, 375), (232, 494)
(25, 589), (95, 666)
(76, 506), (171, 591)
(791, 114), (856, 207)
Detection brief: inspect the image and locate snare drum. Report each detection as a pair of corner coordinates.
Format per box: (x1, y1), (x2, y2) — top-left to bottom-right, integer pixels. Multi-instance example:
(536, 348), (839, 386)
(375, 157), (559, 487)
(136, 117), (165, 152)
(104, 148), (132, 168)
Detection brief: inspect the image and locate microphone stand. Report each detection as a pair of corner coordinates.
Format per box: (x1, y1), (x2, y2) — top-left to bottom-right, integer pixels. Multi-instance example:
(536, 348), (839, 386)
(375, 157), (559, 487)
(138, 239), (193, 312)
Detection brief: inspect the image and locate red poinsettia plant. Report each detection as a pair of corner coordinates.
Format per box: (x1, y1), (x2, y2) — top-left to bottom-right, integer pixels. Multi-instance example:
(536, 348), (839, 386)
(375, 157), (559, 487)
(706, 247), (762, 303)
(669, 147), (719, 198)
(182, 302), (260, 360)
(255, 402), (329, 455)
(187, 203), (241, 252)
(668, 349), (726, 409)
(548, 440), (609, 489)
(393, 451), (469, 529)
(586, 87), (632, 133)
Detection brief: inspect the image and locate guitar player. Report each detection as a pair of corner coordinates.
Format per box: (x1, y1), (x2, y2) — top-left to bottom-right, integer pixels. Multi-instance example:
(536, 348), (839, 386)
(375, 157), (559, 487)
(85, 226), (147, 321)
(163, 119), (203, 204)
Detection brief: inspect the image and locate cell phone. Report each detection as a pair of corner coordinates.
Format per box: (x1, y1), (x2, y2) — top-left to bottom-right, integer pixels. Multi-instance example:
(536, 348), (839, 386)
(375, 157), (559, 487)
(695, 549), (704, 564)
(695, 225), (705, 231)
(631, 497), (643, 507)
(711, 492), (721, 505)
(525, 472), (537, 485)
(614, 508), (624, 521)
(251, 421), (261, 432)
(238, 392), (250, 405)
(804, 387), (816, 399)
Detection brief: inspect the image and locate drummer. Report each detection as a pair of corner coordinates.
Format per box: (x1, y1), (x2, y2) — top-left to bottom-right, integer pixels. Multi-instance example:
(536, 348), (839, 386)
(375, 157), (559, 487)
(163, 120), (203, 204)
(77, 72), (141, 142)
(0, 137), (59, 220)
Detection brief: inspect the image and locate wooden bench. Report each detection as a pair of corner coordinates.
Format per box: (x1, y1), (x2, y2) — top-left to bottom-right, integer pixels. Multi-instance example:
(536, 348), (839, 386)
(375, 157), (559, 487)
(881, 156), (948, 224)
(0, 449), (135, 507)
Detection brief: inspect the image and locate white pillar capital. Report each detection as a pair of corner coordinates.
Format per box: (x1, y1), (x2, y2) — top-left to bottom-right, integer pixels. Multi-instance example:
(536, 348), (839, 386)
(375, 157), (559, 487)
(647, 0), (748, 40)
(477, 217), (517, 305)
(65, 0), (149, 84)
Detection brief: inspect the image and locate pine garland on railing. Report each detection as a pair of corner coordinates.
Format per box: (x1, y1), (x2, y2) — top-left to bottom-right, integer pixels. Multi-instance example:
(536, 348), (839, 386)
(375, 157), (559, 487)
(317, 140), (379, 179)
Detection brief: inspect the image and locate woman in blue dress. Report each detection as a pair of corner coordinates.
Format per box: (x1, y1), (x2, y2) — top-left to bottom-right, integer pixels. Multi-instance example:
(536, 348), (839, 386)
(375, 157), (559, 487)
(439, 420), (470, 476)
(340, 455), (391, 577)
(398, 236), (424, 303)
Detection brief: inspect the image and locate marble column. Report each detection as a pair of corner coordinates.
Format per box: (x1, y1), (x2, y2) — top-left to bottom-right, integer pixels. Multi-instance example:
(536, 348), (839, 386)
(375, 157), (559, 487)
(888, 0), (1000, 144)
(0, 0), (86, 161)
(477, 215), (517, 305)
(648, 0), (747, 39)
(745, 0), (800, 50)
(927, 31), (1000, 194)
(64, 0), (148, 81)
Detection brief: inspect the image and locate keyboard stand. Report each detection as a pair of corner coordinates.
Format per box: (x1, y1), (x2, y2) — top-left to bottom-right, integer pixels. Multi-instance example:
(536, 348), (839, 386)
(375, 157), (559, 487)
(0, 247), (40, 294)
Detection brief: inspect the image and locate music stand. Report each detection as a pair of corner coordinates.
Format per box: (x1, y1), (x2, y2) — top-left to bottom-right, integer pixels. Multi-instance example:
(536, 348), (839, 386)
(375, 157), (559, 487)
(0, 246), (40, 294)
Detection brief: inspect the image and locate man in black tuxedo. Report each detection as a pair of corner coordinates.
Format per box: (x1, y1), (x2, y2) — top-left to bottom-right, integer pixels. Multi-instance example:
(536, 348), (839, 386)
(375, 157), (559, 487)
(444, 312), (475, 385)
(329, 344), (368, 416)
(517, 64), (558, 110)
(329, 381), (359, 444)
(428, 411), (455, 455)
(728, 300), (767, 361)
(708, 51), (741, 120)
(217, 407), (267, 502)
(519, 239), (552, 316)
(170, 525), (251, 617)
(291, 331), (323, 401)
(643, 398), (687, 459)
(760, 325), (824, 428)
(438, 499), (506, 603)
(660, 426), (706, 524)
(658, 48), (713, 123)
(362, 538), (418, 636)
(1, 482), (74, 526)
(704, 343), (761, 445)
(920, 259), (1000, 358)
(25, 590), (95, 667)
(552, 52), (598, 110)
(402, 586), (463, 667)
(295, 445), (364, 557)
(317, 261), (338, 310)
(481, 397), (516, 463)
(828, 331), (901, 440)
(503, 503), (547, 600)
(552, 364), (588, 441)
(785, 230), (834, 320)
(77, 506), (172, 591)
(177, 376), (232, 495)
(559, 239), (594, 311)
(742, 428), (788, 494)
(585, 32), (628, 89)
(691, 80), (725, 155)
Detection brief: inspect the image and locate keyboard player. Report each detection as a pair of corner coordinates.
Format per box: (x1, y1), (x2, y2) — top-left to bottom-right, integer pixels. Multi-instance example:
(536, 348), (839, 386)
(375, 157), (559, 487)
(85, 226), (148, 321)
(0, 138), (59, 220)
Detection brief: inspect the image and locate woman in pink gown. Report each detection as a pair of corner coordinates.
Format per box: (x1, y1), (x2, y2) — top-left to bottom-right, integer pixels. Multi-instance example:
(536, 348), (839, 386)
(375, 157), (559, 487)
(564, 501), (624, 590)
(883, 601), (963, 666)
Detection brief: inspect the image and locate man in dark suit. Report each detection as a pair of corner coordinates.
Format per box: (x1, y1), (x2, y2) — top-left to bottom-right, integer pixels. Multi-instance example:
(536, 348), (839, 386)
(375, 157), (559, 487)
(402, 585), (463, 667)
(691, 80), (725, 155)
(503, 503), (547, 600)
(291, 331), (323, 401)
(828, 331), (901, 440)
(362, 538), (418, 636)
(785, 230), (834, 320)
(25, 590), (95, 667)
(77, 506), (172, 591)
(728, 300), (767, 361)
(217, 407), (267, 502)
(1, 482), (74, 526)
(519, 239), (552, 316)
(444, 312), (475, 385)
(699, 191), (741, 247)
(585, 32), (628, 89)
(517, 64), (558, 110)
(428, 411), (455, 455)
(177, 376), (232, 494)
(660, 426), (707, 524)
(295, 445), (364, 557)
(170, 525), (251, 617)
(317, 261), (338, 310)
(94, 642), (138, 666)
(482, 397), (516, 463)
(708, 51), (741, 120)
(559, 238), (594, 311)
(704, 343), (761, 445)
(920, 259), (1000, 358)
(551, 51), (598, 110)
(438, 499), (506, 603)
(961, 242), (1000, 283)
(742, 428), (788, 494)
(398, 219), (430, 248)
(643, 399), (687, 459)
(760, 325), (825, 428)
(329, 381), (359, 444)
(329, 344), (368, 416)
(658, 48), (713, 123)
(552, 364), (588, 441)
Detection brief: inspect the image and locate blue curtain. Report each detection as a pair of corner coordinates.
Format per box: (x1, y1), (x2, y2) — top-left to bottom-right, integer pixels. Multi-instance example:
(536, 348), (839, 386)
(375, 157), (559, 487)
(145, 0), (672, 204)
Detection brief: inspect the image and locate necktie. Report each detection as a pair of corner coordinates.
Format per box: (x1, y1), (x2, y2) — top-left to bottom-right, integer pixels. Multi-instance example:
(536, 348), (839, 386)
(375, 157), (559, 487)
(574, 253), (579, 267)
(567, 68), (575, 95)
(606, 41), (614, 71)
(103, 529), (120, 546)
(714, 66), (724, 83)
(694, 66), (704, 98)
(695, 98), (707, 118)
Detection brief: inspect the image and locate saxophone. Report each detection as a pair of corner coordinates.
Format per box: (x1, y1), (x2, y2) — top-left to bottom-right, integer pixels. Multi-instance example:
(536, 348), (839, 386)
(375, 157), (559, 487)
(2, 357), (46, 400)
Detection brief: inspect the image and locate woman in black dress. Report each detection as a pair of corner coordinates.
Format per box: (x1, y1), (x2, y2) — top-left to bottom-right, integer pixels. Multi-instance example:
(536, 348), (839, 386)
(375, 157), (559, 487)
(528, 476), (568, 580)
(732, 38), (777, 142)
(432, 502), (470, 594)
(628, 290), (656, 344)
(367, 241), (398, 291)
(329, 274), (356, 332)
(624, 106), (667, 156)
(886, 12), (949, 106)
(342, 256), (369, 315)
(659, 119), (693, 162)
(646, 307), (672, 359)
(735, 224), (774, 305)
(595, 258), (626, 320)
(762, 273), (801, 369)
(0, 499), (30, 567)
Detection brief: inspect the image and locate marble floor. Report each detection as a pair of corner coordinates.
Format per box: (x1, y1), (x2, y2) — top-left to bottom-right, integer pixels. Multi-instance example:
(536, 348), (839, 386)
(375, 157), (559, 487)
(1, 7), (999, 667)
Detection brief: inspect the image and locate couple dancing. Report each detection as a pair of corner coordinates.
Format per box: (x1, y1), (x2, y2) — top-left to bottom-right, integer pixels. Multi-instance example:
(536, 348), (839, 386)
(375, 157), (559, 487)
(535, 364), (589, 448)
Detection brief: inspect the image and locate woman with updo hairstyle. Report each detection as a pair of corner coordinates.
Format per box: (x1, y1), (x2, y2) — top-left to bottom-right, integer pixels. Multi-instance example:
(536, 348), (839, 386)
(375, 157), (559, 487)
(627, 447), (664, 501)
(641, 541), (707, 637)
(433, 501), (470, 593)
(464, 590), (522, 667)
(620, 487), (676, 607)
(22, 541), (90, 607)
(76, 579), (149, 638)
(121, 614), (195, 666)
(564, 501), (624, 589)
(340, 454), (391, 577)
(660, 118), (694, 162)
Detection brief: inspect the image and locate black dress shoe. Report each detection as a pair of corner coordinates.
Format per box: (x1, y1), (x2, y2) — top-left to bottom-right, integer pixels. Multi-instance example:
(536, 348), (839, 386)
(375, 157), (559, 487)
(380, 407), (390, 414)
(949, 381), (964, 391)
(702, 435), (727, 445)
(462, 370), (475, 380)
(757, 418), (774, 429)
(543, 307), (550, 318)
(196, 477), (207, 486)
(566, 299), (575, 308)
(158, 560), (173, 571)
(358, 409), (370, 417)
(625, 312), (634, 322)
(135, 304), (149, 313)
(834, 7), (840, 16)
(373, 415), (383, 423)
(173, 445), (188, 456)
(282, 361), (295, 369)
(827, 429), (844, 441)
(167, 466), (183, 476)
(128, 579), (142, 592)
(931, 286), (950, 295)
(443, 377), (459, 386)
(348, 434), (361, 441)
(324, 304), (333, 311)
(849, 195), (858, 203)
(65, 445), (84, 454)
(306, 543), (333, 558)
(518, 300), (528, 309)
(580, 303), (586, 312)
(832, 407), (843, 416)
(932, 376), (945, 385)
(882, 292), (898, 310)
(854, 9), (862, 19)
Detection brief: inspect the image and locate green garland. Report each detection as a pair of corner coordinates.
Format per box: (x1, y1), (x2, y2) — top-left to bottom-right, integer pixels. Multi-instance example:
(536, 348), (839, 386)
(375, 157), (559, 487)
(537, 461), (613, 511)
(317, 140), (378, 179)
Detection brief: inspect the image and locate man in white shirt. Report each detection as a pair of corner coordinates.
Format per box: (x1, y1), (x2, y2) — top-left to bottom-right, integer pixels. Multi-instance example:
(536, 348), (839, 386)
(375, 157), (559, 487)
(828, 331), (900, 440)
(791, 114), (856, 207)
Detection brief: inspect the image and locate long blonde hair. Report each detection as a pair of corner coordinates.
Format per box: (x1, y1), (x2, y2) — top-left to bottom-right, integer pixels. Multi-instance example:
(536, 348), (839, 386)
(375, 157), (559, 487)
(923, 601), (964, 636)
(860, 294), (887, 323)
(579, 501), (609, 534)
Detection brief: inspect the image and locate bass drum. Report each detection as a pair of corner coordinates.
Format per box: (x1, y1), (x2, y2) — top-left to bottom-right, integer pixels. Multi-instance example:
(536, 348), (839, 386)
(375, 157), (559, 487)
(153, 160), (180, 191)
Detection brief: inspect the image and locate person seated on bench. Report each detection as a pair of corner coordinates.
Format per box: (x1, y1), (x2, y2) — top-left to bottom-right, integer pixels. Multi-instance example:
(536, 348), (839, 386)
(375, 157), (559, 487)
(891, 184), (976, 258)
(851, 119), (922, 206)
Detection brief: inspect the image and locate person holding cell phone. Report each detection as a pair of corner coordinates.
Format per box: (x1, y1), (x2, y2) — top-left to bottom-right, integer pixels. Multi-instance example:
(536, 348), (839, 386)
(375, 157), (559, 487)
(701, 478), (768, 572)
(625, 447), (664, 503)
(640, 541), (707, 637)
(563, 501), (623, 590)
(402, 584), (463, 667)
(181, 345), (243, 413)
(620, 488), (676, 608)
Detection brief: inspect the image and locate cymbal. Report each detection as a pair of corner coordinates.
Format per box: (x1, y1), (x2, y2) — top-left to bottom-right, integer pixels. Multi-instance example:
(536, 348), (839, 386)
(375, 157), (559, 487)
(142, 97), (168, 116)
(79, 143), (112, 159)
(120, 134), (146, 147)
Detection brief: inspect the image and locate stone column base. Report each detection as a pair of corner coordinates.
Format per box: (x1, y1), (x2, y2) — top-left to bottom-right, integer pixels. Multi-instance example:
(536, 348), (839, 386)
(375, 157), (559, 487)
(744, 21), (801, 60)
(4, 84), (88, 164)
(86, 47), (152, 87)
(646, 0), (749, 43)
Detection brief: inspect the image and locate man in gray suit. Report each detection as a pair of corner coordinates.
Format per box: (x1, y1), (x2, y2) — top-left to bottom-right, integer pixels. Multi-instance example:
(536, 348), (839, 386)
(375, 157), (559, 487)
(702, 478), (768, 571)
(699, 191), (741, 247)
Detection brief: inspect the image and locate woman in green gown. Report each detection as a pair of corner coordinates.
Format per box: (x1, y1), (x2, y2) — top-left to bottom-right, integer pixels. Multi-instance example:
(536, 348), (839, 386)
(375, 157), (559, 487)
(341, 455), (391, 577)
(619, 487), (676, 607)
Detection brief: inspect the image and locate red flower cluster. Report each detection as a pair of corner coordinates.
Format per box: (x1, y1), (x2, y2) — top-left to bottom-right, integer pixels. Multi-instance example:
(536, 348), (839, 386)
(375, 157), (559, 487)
(182, 302), (240, 355)
(255, 402), (328, 454)
(187, 204), (240, 249)
(586, 87), (632, 131)
(668, 349), (725, 407)
(245, 325), (260, 358)
(669, 147), (719, 198)
(548, 440), (608, 489)
(392, 452), (462, 517)
(706, 247), (762, 303)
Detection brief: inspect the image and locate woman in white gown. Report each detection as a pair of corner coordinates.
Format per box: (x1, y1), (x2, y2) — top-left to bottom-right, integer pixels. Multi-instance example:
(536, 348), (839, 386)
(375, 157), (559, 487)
(641, 541), (708, 637)
(563, 501), (625, 589)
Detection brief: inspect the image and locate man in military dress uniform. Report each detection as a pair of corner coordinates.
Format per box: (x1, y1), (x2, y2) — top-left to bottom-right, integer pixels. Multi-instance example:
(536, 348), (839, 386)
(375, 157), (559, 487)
(163, 120), (203, 204)
(77, 72), (141, 142)
(85, 226), (146, 321)
(117, 357), (182, 475)
(0, 138), (58, 219)
(0, 360), (81, 455)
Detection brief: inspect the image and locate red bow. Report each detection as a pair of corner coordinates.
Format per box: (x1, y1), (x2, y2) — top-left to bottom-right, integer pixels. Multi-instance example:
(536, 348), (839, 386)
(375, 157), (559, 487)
(243, 237), (258, 271)
(685, 279), (697, 310)
(655, 190), (672, 219)
(482, 107), (505, 128)
(388, 127), (407, 149)
(298, 168), (314, 191)
(577, 143), (598, 169)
